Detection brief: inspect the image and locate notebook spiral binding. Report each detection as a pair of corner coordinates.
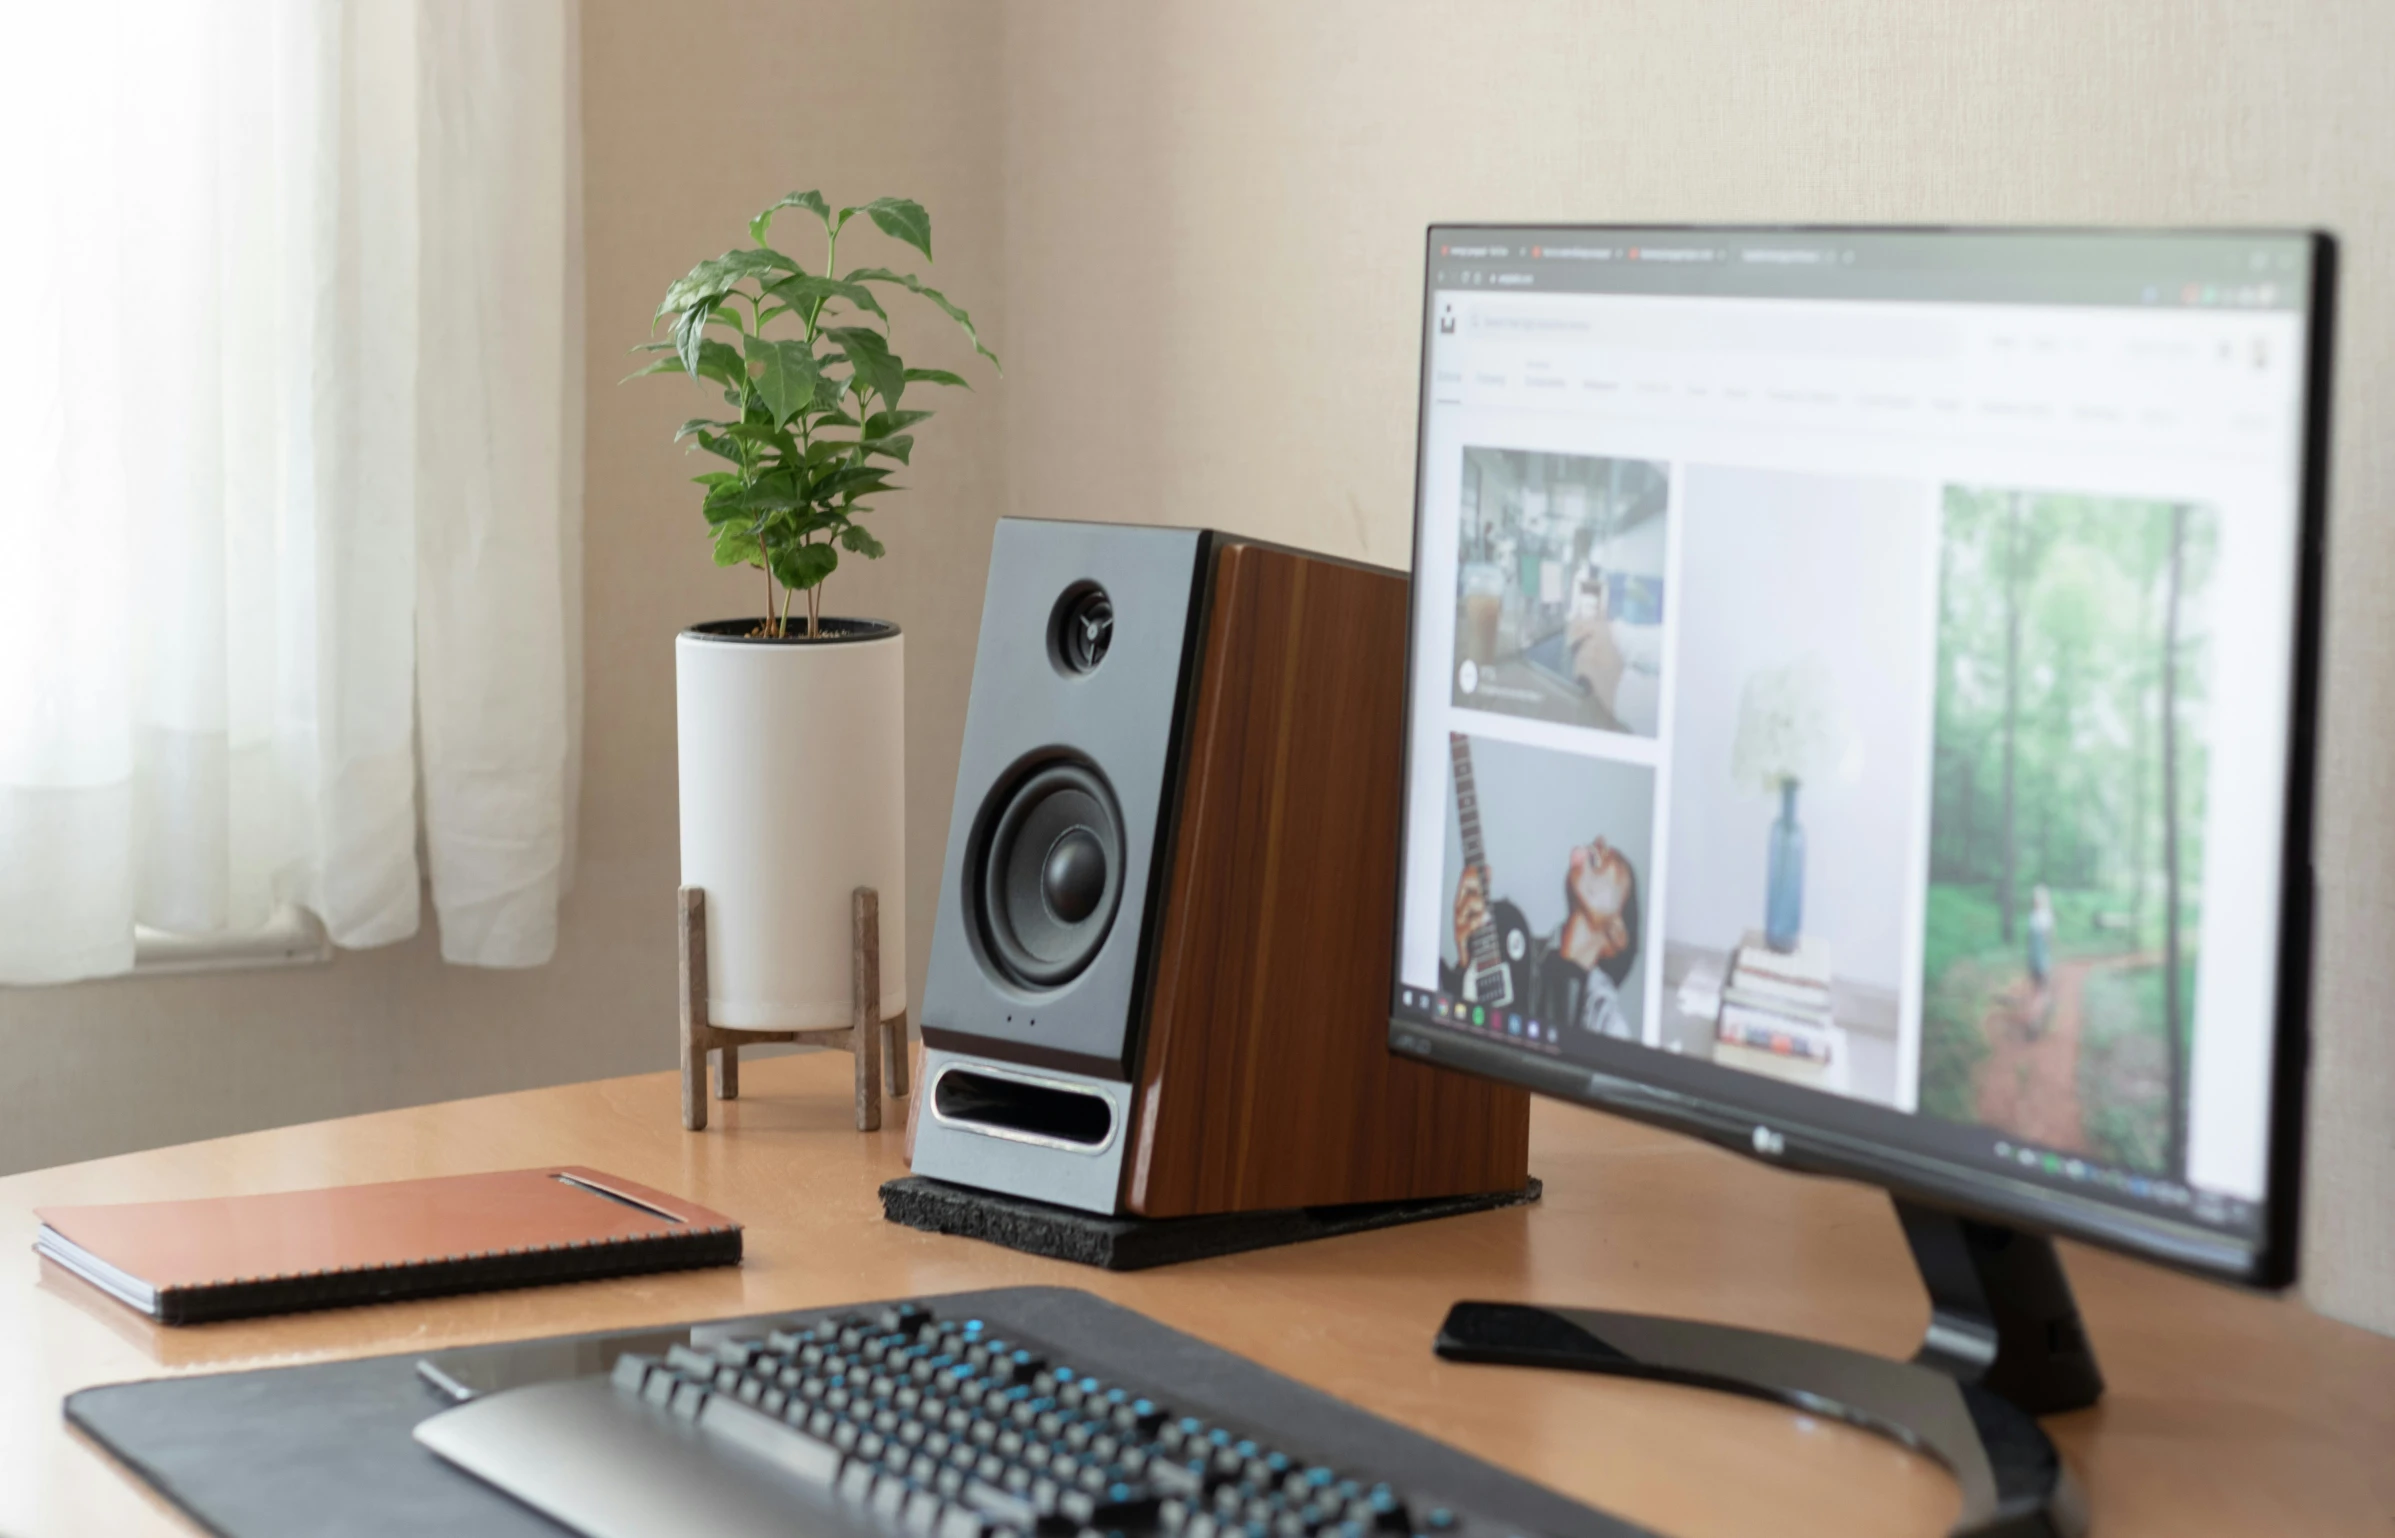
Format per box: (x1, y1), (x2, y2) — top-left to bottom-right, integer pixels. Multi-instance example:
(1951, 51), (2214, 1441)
(154, 1225), (743, 1326)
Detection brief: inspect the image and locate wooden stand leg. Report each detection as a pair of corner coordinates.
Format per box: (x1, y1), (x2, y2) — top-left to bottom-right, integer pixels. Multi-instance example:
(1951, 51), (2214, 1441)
(853, 887), (883, 1133)
(680, 887), (710, 1132)
(885, 1011), (910, 1098)
(682, 883), (891, 1134)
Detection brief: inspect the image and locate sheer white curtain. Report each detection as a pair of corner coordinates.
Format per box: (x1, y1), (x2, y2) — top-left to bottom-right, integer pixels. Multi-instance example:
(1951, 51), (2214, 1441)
(0, 0), (581, 983)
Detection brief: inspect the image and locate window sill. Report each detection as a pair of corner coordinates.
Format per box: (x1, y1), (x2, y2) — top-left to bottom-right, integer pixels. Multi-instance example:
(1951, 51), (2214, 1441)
(132, 906), (334, 976)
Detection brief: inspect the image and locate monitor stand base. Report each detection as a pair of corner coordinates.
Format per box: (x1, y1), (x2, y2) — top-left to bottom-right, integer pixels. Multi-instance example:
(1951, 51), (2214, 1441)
(1433, 1197), (2102, 1538)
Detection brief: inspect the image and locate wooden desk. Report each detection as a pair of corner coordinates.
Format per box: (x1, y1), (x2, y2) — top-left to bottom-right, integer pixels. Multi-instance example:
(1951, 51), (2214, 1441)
(0, 1052), (2388, 1537)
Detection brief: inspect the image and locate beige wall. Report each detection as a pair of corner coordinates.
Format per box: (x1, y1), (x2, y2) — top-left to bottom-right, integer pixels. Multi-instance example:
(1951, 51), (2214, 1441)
(3, 0), (2387, 1336)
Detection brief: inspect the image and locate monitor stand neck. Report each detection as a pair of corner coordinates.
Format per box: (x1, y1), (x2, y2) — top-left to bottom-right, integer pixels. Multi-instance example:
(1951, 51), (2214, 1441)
(1434, 1197), (2103, 1538)
(1897, 1201), (2105, 1416)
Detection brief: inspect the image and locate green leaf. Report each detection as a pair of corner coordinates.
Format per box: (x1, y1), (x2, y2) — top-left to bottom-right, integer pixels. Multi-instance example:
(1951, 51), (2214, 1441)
(771, 540), (840, 591)
(803, 438), (858, 466)
(845, 268), (1000, 372)
(901, 365), (971, 390)
(864, 408), (933, 437)
(711, 524), (763, 567)
(751, 190), (831, 248)
(623, 355), (686, 383)
(717, 466), (807, 514)
(723, 424), (802, 466)
(858, 198), (932, 260)
(858, 434), (915, 465)
(691, 338), (746, 394)
(814, 462), (897, 501)
(672, 301), (713, 377)
(658, 248), (795, 318)
(675, 417), (731, 439)
(745, 334), (822, 426)
(839, 524), (887, 559)
(692, 471), (740, 489)
(825, 326), (906, 405)
(764, 273), (887, 325)
(689, 430), (742, 467)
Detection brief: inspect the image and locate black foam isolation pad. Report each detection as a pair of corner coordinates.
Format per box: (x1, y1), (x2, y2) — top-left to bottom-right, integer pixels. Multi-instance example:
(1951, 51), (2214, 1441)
(878, 1175), (1542, 1270)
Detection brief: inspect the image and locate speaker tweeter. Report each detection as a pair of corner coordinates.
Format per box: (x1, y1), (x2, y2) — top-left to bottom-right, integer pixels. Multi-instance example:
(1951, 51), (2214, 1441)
(1051, 583), (1114, 675)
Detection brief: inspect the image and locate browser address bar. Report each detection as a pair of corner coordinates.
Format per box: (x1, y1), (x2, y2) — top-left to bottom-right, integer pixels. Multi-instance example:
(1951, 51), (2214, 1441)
(1465, 303), (1962, 360)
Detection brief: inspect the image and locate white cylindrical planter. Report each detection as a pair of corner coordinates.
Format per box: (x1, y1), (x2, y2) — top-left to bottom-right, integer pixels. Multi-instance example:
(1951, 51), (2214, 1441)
(676, 619), (905, 1029)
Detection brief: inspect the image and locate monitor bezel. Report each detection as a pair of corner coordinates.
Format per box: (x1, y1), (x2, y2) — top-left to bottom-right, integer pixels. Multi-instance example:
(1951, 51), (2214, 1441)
(1385, 223), (2333, 1290)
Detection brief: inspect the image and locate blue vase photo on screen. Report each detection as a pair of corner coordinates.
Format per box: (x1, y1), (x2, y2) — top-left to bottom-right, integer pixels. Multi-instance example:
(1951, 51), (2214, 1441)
(1766, 778), (1806, 952)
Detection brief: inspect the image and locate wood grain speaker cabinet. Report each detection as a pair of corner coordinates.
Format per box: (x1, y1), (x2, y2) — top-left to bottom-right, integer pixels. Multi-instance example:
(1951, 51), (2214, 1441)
(912, 518), (1530, 1218)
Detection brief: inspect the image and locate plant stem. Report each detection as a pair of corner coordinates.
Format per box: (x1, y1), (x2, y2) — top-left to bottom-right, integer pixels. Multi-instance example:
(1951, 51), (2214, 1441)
(762, 559), (777, 639)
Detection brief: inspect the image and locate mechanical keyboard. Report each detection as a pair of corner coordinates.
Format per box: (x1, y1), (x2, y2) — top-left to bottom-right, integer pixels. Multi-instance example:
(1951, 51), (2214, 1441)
(413, 1292), (1613, 1538)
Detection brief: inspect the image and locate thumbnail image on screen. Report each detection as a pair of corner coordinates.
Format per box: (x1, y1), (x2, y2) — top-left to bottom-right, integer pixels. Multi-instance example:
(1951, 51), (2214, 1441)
(1451, 449), (1668, 738)
(1917, 485), (2218, 1182)
(1439, 730), (1652, 1047)
(1658, 466), (1933, 1111)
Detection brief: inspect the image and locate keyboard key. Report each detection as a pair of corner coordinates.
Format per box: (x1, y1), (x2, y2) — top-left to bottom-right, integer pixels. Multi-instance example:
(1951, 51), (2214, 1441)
(665, 1343), (717, 1379)
(1148, 1458), (1205, 1499)
(1058, 1481), (1160, 1529)
(938, 1507), (990, 1538)
(695, 1395), (845, 1489)
(610, 1352), (658, 1395)
(963, 1478), (1038, 1531)
(903, 1489), (947, 1536)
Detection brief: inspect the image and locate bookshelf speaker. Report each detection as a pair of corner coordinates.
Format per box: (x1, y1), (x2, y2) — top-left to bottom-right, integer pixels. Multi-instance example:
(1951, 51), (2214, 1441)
(912, 518), (1530, 1217)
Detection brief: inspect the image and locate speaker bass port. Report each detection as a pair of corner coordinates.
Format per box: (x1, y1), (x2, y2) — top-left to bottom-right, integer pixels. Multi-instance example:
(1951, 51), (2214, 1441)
(975, 759), (1125, 989)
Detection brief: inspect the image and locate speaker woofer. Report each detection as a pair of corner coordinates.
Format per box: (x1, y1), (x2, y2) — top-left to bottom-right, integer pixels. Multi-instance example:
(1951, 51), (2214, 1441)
(976, 760), (1125, 989)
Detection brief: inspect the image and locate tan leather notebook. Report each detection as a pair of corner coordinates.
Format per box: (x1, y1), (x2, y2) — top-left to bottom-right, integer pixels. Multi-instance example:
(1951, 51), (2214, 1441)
(33, 1166), (742, 1325)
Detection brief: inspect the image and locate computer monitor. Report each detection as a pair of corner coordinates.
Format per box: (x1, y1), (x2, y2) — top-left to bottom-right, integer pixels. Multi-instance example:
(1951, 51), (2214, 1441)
(1386, 225), (2331, 1523)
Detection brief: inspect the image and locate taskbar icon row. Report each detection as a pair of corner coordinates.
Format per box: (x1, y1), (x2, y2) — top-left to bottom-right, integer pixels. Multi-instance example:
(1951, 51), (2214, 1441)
(1399, 989), (1563, 1051)
(1991, 1137), (2250, 1227)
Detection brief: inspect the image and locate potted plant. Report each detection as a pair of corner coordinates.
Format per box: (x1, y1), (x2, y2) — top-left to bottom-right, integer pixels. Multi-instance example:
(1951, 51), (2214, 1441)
(636, 190), (997, 1037)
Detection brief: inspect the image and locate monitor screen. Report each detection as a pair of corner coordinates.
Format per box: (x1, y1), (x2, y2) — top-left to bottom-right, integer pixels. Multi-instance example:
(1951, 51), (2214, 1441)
(1388, 226), (2328, 1283)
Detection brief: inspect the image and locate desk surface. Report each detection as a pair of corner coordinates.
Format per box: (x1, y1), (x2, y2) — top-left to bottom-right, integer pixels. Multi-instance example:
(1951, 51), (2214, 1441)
(1, 1052), (2388, 1538)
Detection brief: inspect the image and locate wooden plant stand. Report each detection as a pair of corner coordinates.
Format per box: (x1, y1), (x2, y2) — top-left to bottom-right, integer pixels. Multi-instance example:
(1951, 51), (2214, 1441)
(679, 885), (909, 1132)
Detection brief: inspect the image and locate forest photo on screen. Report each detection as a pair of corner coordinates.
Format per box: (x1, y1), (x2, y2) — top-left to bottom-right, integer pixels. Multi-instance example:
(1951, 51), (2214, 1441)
(1919, 485), (2214, 1180)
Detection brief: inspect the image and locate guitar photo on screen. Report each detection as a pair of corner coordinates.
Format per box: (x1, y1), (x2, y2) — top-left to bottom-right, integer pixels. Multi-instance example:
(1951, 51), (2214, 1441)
(1435, 731), (1653, 1051)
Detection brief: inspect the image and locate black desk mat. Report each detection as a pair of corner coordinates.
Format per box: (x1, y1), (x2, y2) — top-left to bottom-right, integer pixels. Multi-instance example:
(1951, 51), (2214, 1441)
(67, 1284), (1652, 1538)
